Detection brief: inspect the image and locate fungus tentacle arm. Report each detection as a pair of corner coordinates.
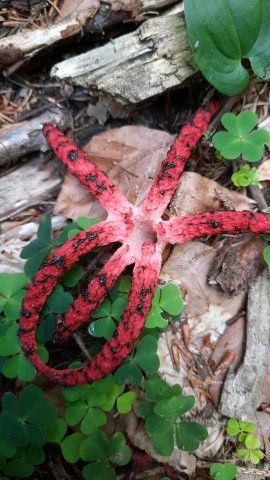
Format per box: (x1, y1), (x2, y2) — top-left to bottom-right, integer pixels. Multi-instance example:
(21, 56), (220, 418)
(19, 242), (160, 387)
(53, 244), (135, 343)
(89, 242), (161, 380)
(19, 220), (131, 362)
(43, 125), (132, 218)
(157, 211), (270, 244)
(142, 101), (220, 217)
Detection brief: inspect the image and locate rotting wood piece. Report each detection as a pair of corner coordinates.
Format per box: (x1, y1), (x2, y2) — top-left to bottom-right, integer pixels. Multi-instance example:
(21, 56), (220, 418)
(0, 108), (68, 168)
(0, 156), (62, 222)
(51, 11), (197, 104)
(0, 0), (180, 69)
(219, 269), (270, 420)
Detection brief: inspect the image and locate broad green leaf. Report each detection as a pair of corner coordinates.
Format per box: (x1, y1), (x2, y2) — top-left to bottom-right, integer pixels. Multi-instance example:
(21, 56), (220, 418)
(0, 324), (21, 356)
(210, 462), (238, 480)
(76, 217), (100, 229)
(47, 418), (67, 443)
(184, 0), (270, 95)
(245, 434), (261, 450)
(249, 449), (264, 464)
(145, 415), (174, 456)
(80, 430), (108, 462)
(92, 374), (114, 393)
(175, 422), (208, 451)
(20, 385), (58, 429)
(36, 313), (57, 342)
(264, 246), (270, 269)
(153, 395), (195, 421)
(66, 401), (88, 426)
(239, 421), (256, 433)
(88, 317), (116, 340)
(134, 336), (159, 374)
(62, 384), (90, 402)
(61, 432), (85, 463)
(227, 419), (241, 437)
(81, 408), (107, 435)
(3, 446), (45, 478)
(111, 298), (127, 322)
(114, 361), (142, 386)
(159, 284), (184, 316)
(46, 285), (73, 313)
(108, 432), (131, 465)
(142, 378), (182, 401)
(2, 290), (27, 321)
(222, 111), (258, 136)
(116, 392), (137, 414)
(145, 306), (168, 329)
(82, 461), (116, 480)
(2, 352), (36, 381)
(0, 273), (28, 297)
(237, 448), (249, 462)
(62, 265), (84, 287)
(24, 249), (51, 277)
(92, 299), (112, 318)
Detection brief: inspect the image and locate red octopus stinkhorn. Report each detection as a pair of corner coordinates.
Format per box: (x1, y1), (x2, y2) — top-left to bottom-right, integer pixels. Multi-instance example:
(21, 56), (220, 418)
(19, 100), (270, 386)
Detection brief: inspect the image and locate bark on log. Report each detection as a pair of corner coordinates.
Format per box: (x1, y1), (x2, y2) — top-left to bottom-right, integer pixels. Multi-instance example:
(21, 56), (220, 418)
(0, 108), (68, 168)
(219, 269), (270, 420)
(0, 157), (62, 222)
(0, 0), (181, 68)
(51, 10), (197, 104)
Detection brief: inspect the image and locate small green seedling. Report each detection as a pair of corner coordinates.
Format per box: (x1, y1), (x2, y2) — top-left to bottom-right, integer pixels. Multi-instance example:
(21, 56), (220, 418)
(212, 111), (270, 162)
(231, 165), (260, 188)
(237, 435), (264, 465)
(113, 336), (160, 385)
(210, 463), (237, 480)
(227, 419), (264, 465)
(138, 378), (208, 456)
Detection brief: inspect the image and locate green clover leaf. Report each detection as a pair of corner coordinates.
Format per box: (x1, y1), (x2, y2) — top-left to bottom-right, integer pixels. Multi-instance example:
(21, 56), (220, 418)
(0, 273), (28, 321)
(210, 463), (238, 480)
(231, 165), (260, 188)
(114, 336), (159, 385)
(0, 386), (58, 449)
(213, 112), (270, 162)
(20, 215), (52, 277)
(175, 422), (208, 451)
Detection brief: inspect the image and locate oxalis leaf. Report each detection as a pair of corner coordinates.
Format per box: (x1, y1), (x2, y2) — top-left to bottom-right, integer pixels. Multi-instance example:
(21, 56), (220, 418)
(175, 422), (208, 451)
(212, 112), (270, 162)
(184, 0), (270, 95)
(210, 463), (238, 480)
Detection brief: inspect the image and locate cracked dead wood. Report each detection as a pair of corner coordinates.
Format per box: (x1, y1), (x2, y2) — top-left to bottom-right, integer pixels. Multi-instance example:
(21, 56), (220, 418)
(51, 9), (196, 104)
(0, 0), (180, 69)
(219, 269), (270, 420)
(0, 156), (62, 222)
(0, 108), (68, 168)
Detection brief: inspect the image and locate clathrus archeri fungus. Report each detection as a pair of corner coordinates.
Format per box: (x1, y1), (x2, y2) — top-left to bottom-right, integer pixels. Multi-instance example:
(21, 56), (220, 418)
(19, 100), (270, 386)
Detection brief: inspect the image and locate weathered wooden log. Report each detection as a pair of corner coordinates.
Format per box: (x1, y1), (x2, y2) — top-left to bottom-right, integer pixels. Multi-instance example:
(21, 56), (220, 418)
(51, 10), (196, 104)
(219, 269), (270, 420)
(0, 108), (68, 168)
(0, 0), (181, 68)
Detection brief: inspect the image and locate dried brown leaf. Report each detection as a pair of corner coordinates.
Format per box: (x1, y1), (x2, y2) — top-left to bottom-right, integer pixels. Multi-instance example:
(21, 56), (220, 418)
(54, 125), (173, 219)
